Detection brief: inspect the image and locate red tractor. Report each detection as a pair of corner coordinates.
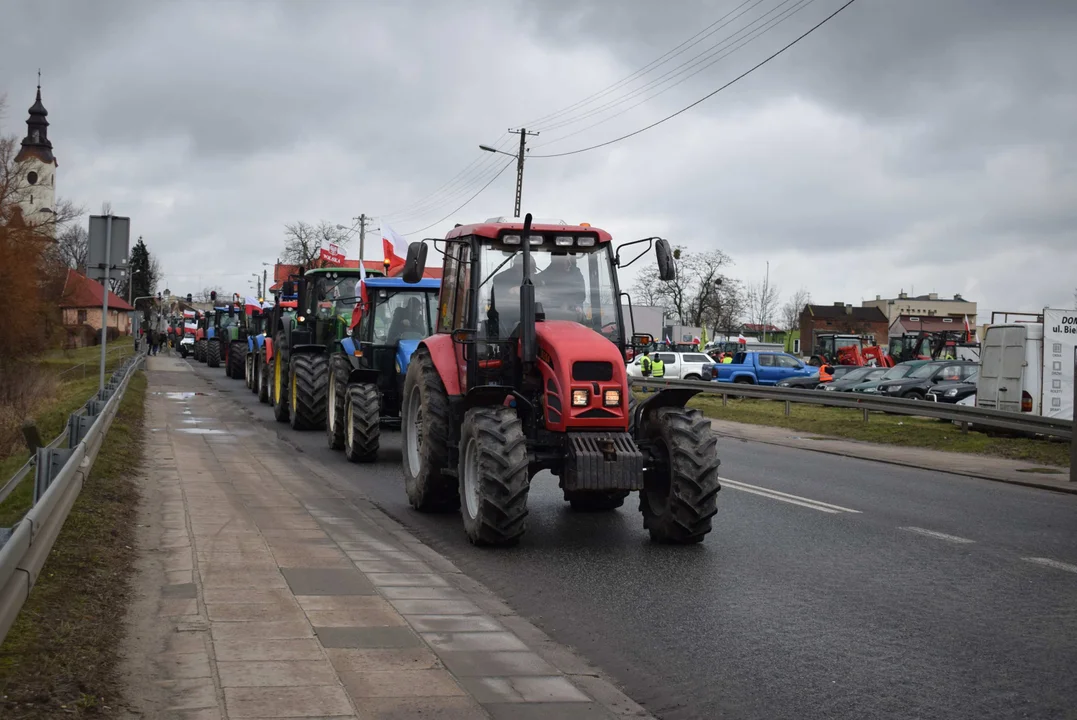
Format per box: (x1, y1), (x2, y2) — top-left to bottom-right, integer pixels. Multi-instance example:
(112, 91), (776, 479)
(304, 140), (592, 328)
(398, 214), (721, 547)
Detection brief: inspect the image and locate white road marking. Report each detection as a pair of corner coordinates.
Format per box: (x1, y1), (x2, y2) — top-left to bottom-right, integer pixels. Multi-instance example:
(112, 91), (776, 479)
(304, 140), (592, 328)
(1022, 557), (1077, 574)
(900, 526), (975, 544)
(721, 478), (861, 514)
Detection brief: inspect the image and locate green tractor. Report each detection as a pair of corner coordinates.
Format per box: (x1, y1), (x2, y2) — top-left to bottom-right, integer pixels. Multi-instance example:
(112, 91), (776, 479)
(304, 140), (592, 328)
(265, 285), (300, 420)
(333, 276), (441, 462)
(204, 304), (241, 371)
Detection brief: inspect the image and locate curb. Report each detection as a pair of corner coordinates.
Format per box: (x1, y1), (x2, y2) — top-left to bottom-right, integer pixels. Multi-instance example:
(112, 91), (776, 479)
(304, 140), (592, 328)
(714, 429), (1077, 496)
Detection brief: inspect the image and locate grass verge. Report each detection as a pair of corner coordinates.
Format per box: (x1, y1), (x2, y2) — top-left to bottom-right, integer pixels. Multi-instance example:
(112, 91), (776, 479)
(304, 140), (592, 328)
(0, 371), (146, 719)
(0, 350), (136, 527)
(686, 395), (1071, 468)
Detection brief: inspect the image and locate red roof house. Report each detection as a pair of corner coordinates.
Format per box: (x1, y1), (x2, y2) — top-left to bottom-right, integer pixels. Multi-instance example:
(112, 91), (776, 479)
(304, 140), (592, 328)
(60, 269), (134, 335)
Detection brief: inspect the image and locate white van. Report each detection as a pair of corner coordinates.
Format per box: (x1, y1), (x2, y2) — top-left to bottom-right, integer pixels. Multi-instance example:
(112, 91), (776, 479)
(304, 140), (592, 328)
(977, 323), (1043, 414)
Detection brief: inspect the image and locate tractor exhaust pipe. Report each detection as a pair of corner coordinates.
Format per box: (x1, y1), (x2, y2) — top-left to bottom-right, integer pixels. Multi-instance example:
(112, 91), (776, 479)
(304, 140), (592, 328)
(519, 213), (536, 364)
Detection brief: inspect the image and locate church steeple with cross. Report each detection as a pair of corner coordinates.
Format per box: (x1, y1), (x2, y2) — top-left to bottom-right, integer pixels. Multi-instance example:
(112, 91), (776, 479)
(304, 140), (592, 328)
(15, 72), (58, 226)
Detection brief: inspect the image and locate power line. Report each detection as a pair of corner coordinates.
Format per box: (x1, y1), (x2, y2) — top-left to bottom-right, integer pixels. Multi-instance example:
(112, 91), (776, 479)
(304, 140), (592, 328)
(519, 0), (760, 131)
(379, 152), (513, 225)
(530, 0), (859, 159)
(532, 0), (816, 150)
(401, 158), (516, 236)
(533, 0), (811, 136)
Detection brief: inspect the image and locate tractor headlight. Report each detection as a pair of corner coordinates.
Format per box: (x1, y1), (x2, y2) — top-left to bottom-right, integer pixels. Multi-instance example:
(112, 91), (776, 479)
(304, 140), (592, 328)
(503, 234), (521, 245)
(555, 235), (574, 246)
(297, 315), (305, 323)
(572, 389), (589, 407)
(576, 236), (596, 247)
(603, 389), (620, 407)
(528, 235), (544, 245)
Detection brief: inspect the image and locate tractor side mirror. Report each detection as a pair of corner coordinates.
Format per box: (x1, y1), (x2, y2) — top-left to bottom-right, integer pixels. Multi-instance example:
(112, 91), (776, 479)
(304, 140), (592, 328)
(402, 242), (428, 284)
(655, 238), (676, 281)
(632, 333), (653, 348)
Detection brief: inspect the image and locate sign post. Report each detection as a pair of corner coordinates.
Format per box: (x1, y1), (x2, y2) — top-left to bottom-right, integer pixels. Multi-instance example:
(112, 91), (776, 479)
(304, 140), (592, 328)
(1072, 347), (1076, 484)
(88, 215), (131, 392)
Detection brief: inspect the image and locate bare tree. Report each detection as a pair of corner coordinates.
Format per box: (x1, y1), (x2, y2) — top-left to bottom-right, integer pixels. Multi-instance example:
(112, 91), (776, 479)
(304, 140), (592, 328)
(780, 288), (811, 331)
(630, 248), (742, 339)
(56, 223), (88, 271)
(194, 286), (223, 303)
(746, 266), (780, 340)
(282, 220), (351, 268)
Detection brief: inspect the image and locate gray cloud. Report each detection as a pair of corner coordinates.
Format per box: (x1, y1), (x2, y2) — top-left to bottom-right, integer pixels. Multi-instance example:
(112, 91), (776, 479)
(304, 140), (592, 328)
(1, 0), (1074, 313)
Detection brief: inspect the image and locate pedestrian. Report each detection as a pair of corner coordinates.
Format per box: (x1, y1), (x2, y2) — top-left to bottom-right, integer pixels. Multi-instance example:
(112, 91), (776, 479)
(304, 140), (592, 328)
(639, 350), (653, 394)
(651, 353), (665, 380)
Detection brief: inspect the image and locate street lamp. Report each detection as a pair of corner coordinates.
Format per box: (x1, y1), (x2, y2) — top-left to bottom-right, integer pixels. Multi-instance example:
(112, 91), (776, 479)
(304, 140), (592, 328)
(479, 128), (538, 219)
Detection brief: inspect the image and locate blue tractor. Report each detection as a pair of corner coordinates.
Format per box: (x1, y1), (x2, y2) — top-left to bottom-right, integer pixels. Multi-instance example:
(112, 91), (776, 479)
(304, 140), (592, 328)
(330, 277), (441, 462)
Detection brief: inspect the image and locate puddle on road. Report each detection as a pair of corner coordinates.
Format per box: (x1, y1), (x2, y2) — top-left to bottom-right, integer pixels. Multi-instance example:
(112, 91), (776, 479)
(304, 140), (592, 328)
(176, 428), (231, 435)
(162, 392), (211, 400)
(182, 418), (216, 424)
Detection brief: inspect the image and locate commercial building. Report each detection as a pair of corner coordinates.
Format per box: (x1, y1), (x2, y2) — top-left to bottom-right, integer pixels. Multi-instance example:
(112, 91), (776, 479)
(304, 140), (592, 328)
(862, 292), (977, 328)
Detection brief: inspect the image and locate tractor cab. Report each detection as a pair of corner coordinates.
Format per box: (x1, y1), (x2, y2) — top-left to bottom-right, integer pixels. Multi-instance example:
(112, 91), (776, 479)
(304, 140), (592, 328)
(349, 277), (440, 419)
(397, 214), (721, 548)
(294, 268), (367, 349)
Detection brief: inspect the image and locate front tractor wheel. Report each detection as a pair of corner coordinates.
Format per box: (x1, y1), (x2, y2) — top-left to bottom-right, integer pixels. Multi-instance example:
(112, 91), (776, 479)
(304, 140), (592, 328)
(459, 407), (530, 547)
(344, 383), (380, 462)
(257, 352), (270, 404)
(207, 339), (222, 368)
(564, 490), (629, 512)
(639, 407), (722, 544)
(228, 341), (245, 379)
(401, 348), (458, 513)
(289, 353), (329, 431)
(326, 354), (350, 450)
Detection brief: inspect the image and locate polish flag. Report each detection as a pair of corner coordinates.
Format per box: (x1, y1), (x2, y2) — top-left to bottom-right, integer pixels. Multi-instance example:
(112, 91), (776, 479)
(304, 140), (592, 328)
(963, 314), (972, 340)
(244, 296), (262, 315)
(382, 224), (409, 273)
(350, 262), (368, 330)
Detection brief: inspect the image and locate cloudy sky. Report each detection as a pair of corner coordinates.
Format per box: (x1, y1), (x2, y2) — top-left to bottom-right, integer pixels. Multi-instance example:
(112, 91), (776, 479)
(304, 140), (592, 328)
(3, 0), (1075, 321)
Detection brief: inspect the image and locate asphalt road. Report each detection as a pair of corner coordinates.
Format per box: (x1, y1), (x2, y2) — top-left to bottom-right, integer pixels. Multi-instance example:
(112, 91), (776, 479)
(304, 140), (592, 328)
(188, 359), (1077, 720)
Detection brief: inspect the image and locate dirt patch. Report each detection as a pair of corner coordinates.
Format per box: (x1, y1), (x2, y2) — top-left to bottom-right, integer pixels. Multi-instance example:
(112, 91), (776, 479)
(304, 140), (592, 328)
(0, 372), (147, 719)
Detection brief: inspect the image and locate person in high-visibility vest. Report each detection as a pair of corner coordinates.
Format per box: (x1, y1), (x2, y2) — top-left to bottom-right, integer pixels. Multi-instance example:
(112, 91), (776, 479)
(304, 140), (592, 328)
(639, 351), (652, 377)
(651, 355), (665, 378)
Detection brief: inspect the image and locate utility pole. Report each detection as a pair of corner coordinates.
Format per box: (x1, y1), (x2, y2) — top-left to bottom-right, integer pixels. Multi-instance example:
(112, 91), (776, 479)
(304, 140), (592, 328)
(480, 129), (539, 219)
(509, 128), (538, 218)
(353, 214), (372, 261)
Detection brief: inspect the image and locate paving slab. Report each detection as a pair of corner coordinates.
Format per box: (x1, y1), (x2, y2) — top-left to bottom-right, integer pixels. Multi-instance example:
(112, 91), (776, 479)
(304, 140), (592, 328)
(116, 362), (653, 720)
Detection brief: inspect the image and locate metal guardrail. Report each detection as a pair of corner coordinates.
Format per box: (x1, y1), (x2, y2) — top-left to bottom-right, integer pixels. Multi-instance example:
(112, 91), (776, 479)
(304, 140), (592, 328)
(0, 352), (144, 644)
(631, 377), (1073, 440)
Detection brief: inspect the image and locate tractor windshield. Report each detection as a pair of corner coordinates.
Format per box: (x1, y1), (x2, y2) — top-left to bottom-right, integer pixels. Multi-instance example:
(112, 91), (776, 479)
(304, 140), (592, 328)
(315, 276), (363, 319)
(478, 243), (621, 342)
(371, 290), (436, 346)
(218, 313), (237, 328)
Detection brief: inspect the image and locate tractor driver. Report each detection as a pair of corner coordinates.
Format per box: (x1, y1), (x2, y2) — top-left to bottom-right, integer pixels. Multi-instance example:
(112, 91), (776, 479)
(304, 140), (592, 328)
(489, 253), (535, 336)
(535, 254), (585, 320)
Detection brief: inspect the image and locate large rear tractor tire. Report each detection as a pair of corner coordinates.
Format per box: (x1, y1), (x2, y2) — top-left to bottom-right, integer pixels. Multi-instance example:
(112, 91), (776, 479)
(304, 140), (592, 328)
(459, 407), (529, 547)
(564, 490), (629, 512)
(401, 348), (459, 512)
(195, 340), (206, 363)
(289, 353), (329, 431)
(639, 407), (721, 544)
(272, 334), (290, 423)
(344, 383), (380, 462)
(258, 352), (270, 404)
(207, 339), (221, 368)
(326, 353), (350, 450)
(228, 341), (245, 379)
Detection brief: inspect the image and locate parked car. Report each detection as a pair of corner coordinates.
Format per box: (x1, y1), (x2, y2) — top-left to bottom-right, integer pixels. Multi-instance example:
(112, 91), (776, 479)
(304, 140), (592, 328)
(776, 365), (857, 389)
(850, 360), (936, 394)
(874, 360), (978, 400)
(626, 351), (714, 380)
(713, 351), (818, 386)
(927, 372), (978, 404)
(821, 366), (888, 392)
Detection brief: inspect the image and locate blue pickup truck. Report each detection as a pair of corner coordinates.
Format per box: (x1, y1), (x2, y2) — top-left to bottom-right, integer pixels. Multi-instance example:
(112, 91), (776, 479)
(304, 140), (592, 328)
(713, 351), (818, 385)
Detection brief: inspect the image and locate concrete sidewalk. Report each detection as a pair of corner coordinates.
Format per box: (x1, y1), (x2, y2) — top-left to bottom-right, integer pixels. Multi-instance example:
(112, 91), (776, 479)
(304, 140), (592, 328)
(708, 417), (1075, 494)
(121, 355), (648, 719)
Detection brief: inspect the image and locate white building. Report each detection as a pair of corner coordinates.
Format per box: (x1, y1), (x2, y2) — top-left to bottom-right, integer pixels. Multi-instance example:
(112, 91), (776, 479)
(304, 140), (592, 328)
(862, 291), (977, 328)
(13, 82), (58, 229)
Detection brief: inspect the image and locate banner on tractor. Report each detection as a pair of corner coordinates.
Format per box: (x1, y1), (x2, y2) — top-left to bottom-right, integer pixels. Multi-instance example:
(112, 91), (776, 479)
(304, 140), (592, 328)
(319, 243), (345, 266)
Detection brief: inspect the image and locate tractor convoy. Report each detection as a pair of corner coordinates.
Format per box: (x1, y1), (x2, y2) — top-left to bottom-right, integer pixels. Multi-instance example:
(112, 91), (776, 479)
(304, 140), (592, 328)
(181, 214), (722, 548)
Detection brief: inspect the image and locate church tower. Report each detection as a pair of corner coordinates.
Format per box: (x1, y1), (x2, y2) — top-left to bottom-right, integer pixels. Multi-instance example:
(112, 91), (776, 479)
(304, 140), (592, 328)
(14, 77), (58, 227)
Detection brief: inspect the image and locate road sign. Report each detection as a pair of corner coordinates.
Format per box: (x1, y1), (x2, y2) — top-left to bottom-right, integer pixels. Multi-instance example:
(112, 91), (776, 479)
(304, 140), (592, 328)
(87, 215), (130, 281)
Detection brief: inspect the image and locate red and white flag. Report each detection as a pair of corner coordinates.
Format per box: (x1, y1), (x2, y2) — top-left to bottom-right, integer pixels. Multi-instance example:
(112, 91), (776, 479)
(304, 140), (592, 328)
(382, 224), (409, 274)
(963, 314), (972, 339)
(244, 296), (262, 315)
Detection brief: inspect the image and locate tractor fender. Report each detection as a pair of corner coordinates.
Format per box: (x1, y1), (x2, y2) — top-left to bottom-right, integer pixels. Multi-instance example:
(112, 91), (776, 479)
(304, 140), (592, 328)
(290, 344), (325, 355)
(421, 335), (461, 396)
(255, 334), (266, 350)
(633, 388), (703, 437)
(339, 336), (358, 357)
(264, 336), (274, 364)
(247, 336), (255, 353)
(395, 338), (421, 378)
